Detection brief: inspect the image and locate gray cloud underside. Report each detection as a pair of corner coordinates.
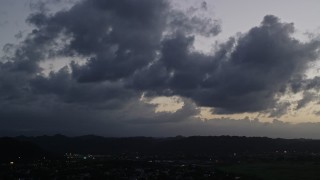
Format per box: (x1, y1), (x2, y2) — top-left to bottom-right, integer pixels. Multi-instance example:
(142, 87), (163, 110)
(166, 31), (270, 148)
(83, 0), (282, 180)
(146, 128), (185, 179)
(1, 0), (320, 136)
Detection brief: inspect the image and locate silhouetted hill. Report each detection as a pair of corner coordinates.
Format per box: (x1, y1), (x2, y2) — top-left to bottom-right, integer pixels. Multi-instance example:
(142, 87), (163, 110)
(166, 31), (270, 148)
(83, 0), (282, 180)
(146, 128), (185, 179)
(0, 137), (50, 162)
(14, 135), (320, 156)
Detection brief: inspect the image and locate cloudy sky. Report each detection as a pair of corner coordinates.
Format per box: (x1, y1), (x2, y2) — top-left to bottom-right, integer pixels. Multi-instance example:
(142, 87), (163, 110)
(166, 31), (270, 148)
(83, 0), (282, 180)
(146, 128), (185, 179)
(1, 0), (320, 138)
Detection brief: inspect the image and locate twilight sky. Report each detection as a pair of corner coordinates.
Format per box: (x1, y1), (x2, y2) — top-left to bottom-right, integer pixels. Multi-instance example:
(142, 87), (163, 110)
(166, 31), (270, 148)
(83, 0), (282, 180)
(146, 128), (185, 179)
(1, 0), (320, 138)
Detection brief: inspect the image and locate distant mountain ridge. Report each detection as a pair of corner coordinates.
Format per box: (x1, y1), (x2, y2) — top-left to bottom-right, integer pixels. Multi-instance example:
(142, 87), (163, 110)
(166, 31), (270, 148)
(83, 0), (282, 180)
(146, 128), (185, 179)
(12, 135), (320, 156)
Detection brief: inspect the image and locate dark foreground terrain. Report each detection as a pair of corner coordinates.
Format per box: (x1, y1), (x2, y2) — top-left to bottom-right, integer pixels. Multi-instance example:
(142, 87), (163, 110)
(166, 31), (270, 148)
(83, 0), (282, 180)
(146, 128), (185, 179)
(2, 135), (320, 179)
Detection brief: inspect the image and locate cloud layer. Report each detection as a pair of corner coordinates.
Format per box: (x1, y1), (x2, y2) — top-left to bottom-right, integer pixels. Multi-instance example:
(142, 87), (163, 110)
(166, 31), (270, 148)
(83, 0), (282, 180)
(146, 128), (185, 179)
(1, 0), (320, 136)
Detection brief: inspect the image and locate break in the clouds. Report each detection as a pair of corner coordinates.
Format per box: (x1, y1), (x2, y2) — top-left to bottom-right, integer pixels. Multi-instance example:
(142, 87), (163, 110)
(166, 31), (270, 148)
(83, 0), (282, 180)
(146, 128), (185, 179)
(1, 0), (320, 137)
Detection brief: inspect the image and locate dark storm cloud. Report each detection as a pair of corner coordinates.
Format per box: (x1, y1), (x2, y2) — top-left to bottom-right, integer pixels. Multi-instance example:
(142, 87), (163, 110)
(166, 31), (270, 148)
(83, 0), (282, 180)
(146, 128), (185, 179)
(0, 0), (221, 105)
(21, 0), (320, 115)
(0, 0), (222, 135)
(21, 0), (222, 82)
(132, 15), (320, 113)
(0, 0), (169, 101)
(202, 16), (318, 113)
(26, 0), (170, 82)
(1, 0), (320, 137)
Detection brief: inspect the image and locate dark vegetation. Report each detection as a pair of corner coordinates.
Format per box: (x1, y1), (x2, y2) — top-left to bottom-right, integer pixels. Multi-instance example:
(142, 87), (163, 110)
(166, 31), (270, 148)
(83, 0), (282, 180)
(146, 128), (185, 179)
(12, 135), (320, 155)
(0, 137), (49, 162)
(2, 135), (320, 179)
